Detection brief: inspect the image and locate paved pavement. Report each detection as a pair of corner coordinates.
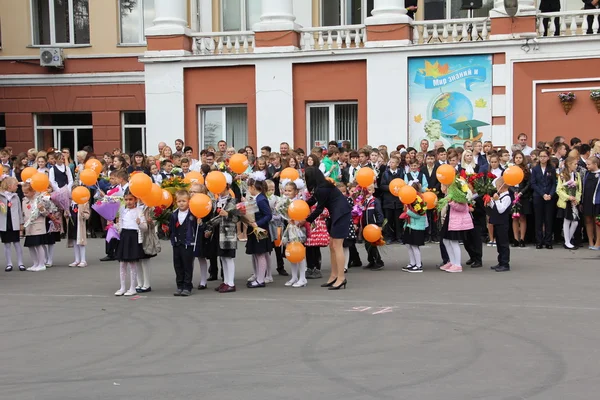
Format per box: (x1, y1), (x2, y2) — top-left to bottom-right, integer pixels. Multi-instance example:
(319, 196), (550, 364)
(1, 239), (599, 400)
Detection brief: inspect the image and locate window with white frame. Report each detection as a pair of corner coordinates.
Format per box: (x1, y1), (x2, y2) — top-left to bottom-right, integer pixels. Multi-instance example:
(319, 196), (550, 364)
(199, 106), (248, 150)
(122, 112), (146, 154)
(119, 0), (156, 44)
(322, 0), (374, 26)
(307, 103), (358, 149)
(0, 114), (5, 149)
(221, 0), (261, 31)
(31, 0), (90, 45)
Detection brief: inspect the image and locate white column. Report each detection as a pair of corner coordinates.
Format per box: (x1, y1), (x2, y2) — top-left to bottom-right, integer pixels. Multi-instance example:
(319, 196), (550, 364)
(145, 0), (189, 36)
(254, 0), (301, 31)
(491, 0), (536, 17)
(365, 0), (411, 25)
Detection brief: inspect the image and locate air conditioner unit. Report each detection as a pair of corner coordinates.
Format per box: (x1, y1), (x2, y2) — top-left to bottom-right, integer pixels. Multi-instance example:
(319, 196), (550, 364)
(40, 47), (64, 68)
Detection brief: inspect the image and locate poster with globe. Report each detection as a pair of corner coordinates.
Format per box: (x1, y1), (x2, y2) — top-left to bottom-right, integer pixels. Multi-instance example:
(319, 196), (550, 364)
(408, 54), (492, 150)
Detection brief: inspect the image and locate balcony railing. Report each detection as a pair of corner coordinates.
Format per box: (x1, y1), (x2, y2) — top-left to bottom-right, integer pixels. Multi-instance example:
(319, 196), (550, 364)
(537, 9), (600, 36)
(299, 25), (367, 51)
(411, 18), (490, 44)
(191, 31), (255, 55)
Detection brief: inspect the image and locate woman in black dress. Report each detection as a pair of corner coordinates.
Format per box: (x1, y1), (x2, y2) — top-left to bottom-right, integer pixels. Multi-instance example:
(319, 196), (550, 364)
(511, 151), (532, 247)
(303, 167), (352, 290)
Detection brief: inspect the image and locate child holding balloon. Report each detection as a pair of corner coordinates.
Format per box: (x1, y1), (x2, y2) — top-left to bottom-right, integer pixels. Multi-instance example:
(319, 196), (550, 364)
(400, 183), (427, 273)
(67, 186), (91, 268)
(487, 177), (511, 272)
(282, 180), (309, 287)
(245, 174), (273, 288)
(362, 184), (385, 270)
(22, 183), (50, 271)
(0, 177), (25, 272)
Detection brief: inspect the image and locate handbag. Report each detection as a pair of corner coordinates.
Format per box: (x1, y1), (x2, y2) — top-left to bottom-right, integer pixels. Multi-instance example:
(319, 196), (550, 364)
(141, 209), (161, 256)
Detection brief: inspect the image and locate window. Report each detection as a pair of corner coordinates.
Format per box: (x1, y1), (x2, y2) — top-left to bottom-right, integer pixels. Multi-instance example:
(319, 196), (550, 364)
(199, 106), (248, 150)
(424, 0), (493, 20)
(322, 0), (374, 26)
(119, 0), (155, 44)
(221, 0), (261, 31)
(122, 112), (146, 153)
(0, 114), (5, 149)
(34, 113), (93, 155)
(307, 103), (358, 149)
(31, 0), (90, 45)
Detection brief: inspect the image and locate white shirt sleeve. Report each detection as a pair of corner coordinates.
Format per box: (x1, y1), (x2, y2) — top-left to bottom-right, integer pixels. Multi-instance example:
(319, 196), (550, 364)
(318, 163), (329, 176)
(66, 166), (73, 186)
(493, 194), (512, 214)
(48, 168), (59, 192)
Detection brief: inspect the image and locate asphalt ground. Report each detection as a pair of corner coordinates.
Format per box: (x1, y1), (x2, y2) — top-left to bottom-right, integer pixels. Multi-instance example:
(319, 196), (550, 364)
(1, 239), (599, 400)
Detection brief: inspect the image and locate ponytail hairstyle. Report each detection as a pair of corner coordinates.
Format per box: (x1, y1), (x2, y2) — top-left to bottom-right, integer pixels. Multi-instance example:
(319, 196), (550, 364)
(561, 156), (578, 182)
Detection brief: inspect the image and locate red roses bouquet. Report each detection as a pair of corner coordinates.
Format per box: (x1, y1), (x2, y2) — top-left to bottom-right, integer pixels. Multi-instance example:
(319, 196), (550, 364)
(152, 205), (172, 234)
(466, 171), (497, 206)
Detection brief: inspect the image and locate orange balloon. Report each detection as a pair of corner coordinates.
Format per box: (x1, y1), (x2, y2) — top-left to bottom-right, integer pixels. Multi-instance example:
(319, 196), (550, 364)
(229, 154), (249, 174)
(503, 166), (524, 186)
(160, 189), (173, 207)
(30, 173), (50, 192)
(274, 226), (282, 247)
(398, 185), (417, 205)
(21, 167), (38, 182)
(189, 193), (212, 218)
(422, 191), (438, 210)
(80, 169), (98, 186)
(356, 168), (375, 188)
(184, 171), (205, 185)
(281, 168), (299, 181)
(129, 173), (152, 198)
(285, 242), (306, 263)
(288, 199), (310, 221)
(142, 184), (163, 207)
(206, 171), (227, 194)
(72, 186), (90, 205)
(362, 224), (382, 243)
(389, 178), (406, 196)
(436, 164), (456, 185)
(85, 158), (102, 173)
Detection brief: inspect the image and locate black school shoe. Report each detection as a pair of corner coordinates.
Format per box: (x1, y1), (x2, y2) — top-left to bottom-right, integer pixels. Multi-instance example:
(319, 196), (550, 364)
(277, 268), (289, 276)
(494, 265), (510, 272)
(173, 289), (183, 296)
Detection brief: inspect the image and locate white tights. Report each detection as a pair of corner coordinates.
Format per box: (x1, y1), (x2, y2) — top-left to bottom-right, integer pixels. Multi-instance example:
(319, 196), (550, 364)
(73, 245), (86, 264)
(28, 246), (45, 268)
(44, 244), (55, 265)
(221, 257), (235, 287)
(563, 219), (578, 248)
(4, 242), (24, 267)
(136, 258), (152, 289)
(443, 239), (462, 267)
(196, 257), (208, 286)
(253, 253), (268, 284)
(405, 244), (422, 267)
(119, 262), (138, 292)
(290, 260), (307, 283)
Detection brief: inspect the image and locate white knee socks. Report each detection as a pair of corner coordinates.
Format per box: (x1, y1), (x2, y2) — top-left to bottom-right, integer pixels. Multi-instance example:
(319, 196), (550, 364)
(444, 239), (461, 266)
(46, 244), (55, 265)
(128, 262), (138, 292)
(14, 243), (23, 267)
(119, 262), (127, 291)
(136, 259), (151, 288)
(265, 252), (273, 280)
(28, 247), (38, 268)
(406, 244), (415, 266)
(255, 253), (267, 284)
(197, 258), (208, 286)
(221, 257), (235, 287)
(298, 260), (307, 282)
(290, 262), (299, 282)
(412, 245), (422, 267)
(73, 245), (86, 264)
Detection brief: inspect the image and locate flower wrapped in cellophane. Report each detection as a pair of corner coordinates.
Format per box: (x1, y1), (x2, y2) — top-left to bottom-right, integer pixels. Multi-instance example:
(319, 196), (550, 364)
(92, 197), (122, 242)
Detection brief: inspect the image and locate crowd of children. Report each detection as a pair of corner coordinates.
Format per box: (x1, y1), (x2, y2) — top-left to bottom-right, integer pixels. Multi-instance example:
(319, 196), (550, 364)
(0, 133), (598, 293)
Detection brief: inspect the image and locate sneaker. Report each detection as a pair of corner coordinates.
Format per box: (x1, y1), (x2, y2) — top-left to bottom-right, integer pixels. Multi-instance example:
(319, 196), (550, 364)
(402, 265), (413, 272)
(306, 268), (315, 279)
(264, 276), (274, 284)
(487, 242), (493, 247)
(292, 280), (307, 288)
(124, 290), (137, 296)
(114, 289), (126, 296)
(404, 265), (423, 273)
(247, 274), (257, 282)
(285, 279), (298, 287)
(312, 269), (322, 278)
(439, 262), (452, 271)
(446, 265), (463, 273)
(173, 289), (183, 296)
(492, 242), (497, 247)
(180, 290), (192, 296)
(277, 268), (289, 276)
(371, 262), (384, 271)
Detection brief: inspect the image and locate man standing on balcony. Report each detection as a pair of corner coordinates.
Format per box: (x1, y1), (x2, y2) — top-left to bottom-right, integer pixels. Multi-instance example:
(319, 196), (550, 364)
(583, 0), (600, 34)
(540, 0), (561, 36)
(406, 0), (418, 19)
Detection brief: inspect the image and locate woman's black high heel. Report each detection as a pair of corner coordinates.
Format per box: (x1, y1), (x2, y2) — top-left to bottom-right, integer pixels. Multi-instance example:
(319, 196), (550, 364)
(321, 278), (337, 288)
(328, 279), (347, 290)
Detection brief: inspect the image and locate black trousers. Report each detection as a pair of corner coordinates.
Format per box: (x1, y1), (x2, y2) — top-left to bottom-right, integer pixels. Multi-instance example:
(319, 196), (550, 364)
(365, 243), (382, 263)
(274, 245), (285, 269)
(383, 208), (403, 241)
(105, 238), (119, 258)
(463, 225), (483, 264)
(306, 246), (322, 270)
(534, 197), (556, 245)
(439, 240), (449, 264)
(542, 17), (560, 36)
(586, 15), (600, 34)
(426, 210), (438, 240)
(349, 244), (362, 264)
(494, 223), (510, 267)
(173, 245), (194, 291)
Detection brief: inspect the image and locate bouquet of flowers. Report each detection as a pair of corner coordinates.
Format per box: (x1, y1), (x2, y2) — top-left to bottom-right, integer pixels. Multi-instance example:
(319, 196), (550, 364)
(236, 196), (258, 225)
(92, 197), (122, 242)
(511, 192), (522, 219)
(281, 222), (306, 245)
(275, 197), (292, 221)
(24, 195), (49, 228)
(50, 185), (72, 211)
(468, 172), (497, 205)
(400, 195), (427, 228)
(152, 205), (173, 234)
(161, 176), (189, 195)
(564, 178), (579, 221)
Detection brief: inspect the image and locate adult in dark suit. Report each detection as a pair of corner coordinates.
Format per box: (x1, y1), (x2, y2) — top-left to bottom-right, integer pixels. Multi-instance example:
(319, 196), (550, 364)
(406, 0), (418, 19)
(380, 158), (405, 243)
(540, 0), (561, 36)
(583, 0), (600, 34)
(530, 151), (557, 249)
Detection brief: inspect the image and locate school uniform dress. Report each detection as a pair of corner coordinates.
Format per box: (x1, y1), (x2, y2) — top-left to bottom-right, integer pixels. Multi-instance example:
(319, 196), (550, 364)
(116, 207), (145, 262)
(0, 192), (21, 244)
(530, 165), (557, 246)
(170, 209), (197, 291)
(206, 196), (238, 259)
(49, 164), (72, 191)
(245, 193), (273, 255)
(582, 171), (599, 217)
(306, 185), (352, 239)
(402, 210), (426, 247)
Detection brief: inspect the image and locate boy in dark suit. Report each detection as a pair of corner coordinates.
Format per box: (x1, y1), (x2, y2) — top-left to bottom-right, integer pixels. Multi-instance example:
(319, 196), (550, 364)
(421, 151), (440, 242)
(169, 190), (198, 296)
(488, 178), (512, 272)
(380, 156), (404, 243)
(341, 151), (361, 184)
(362, 184), (385, 270)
